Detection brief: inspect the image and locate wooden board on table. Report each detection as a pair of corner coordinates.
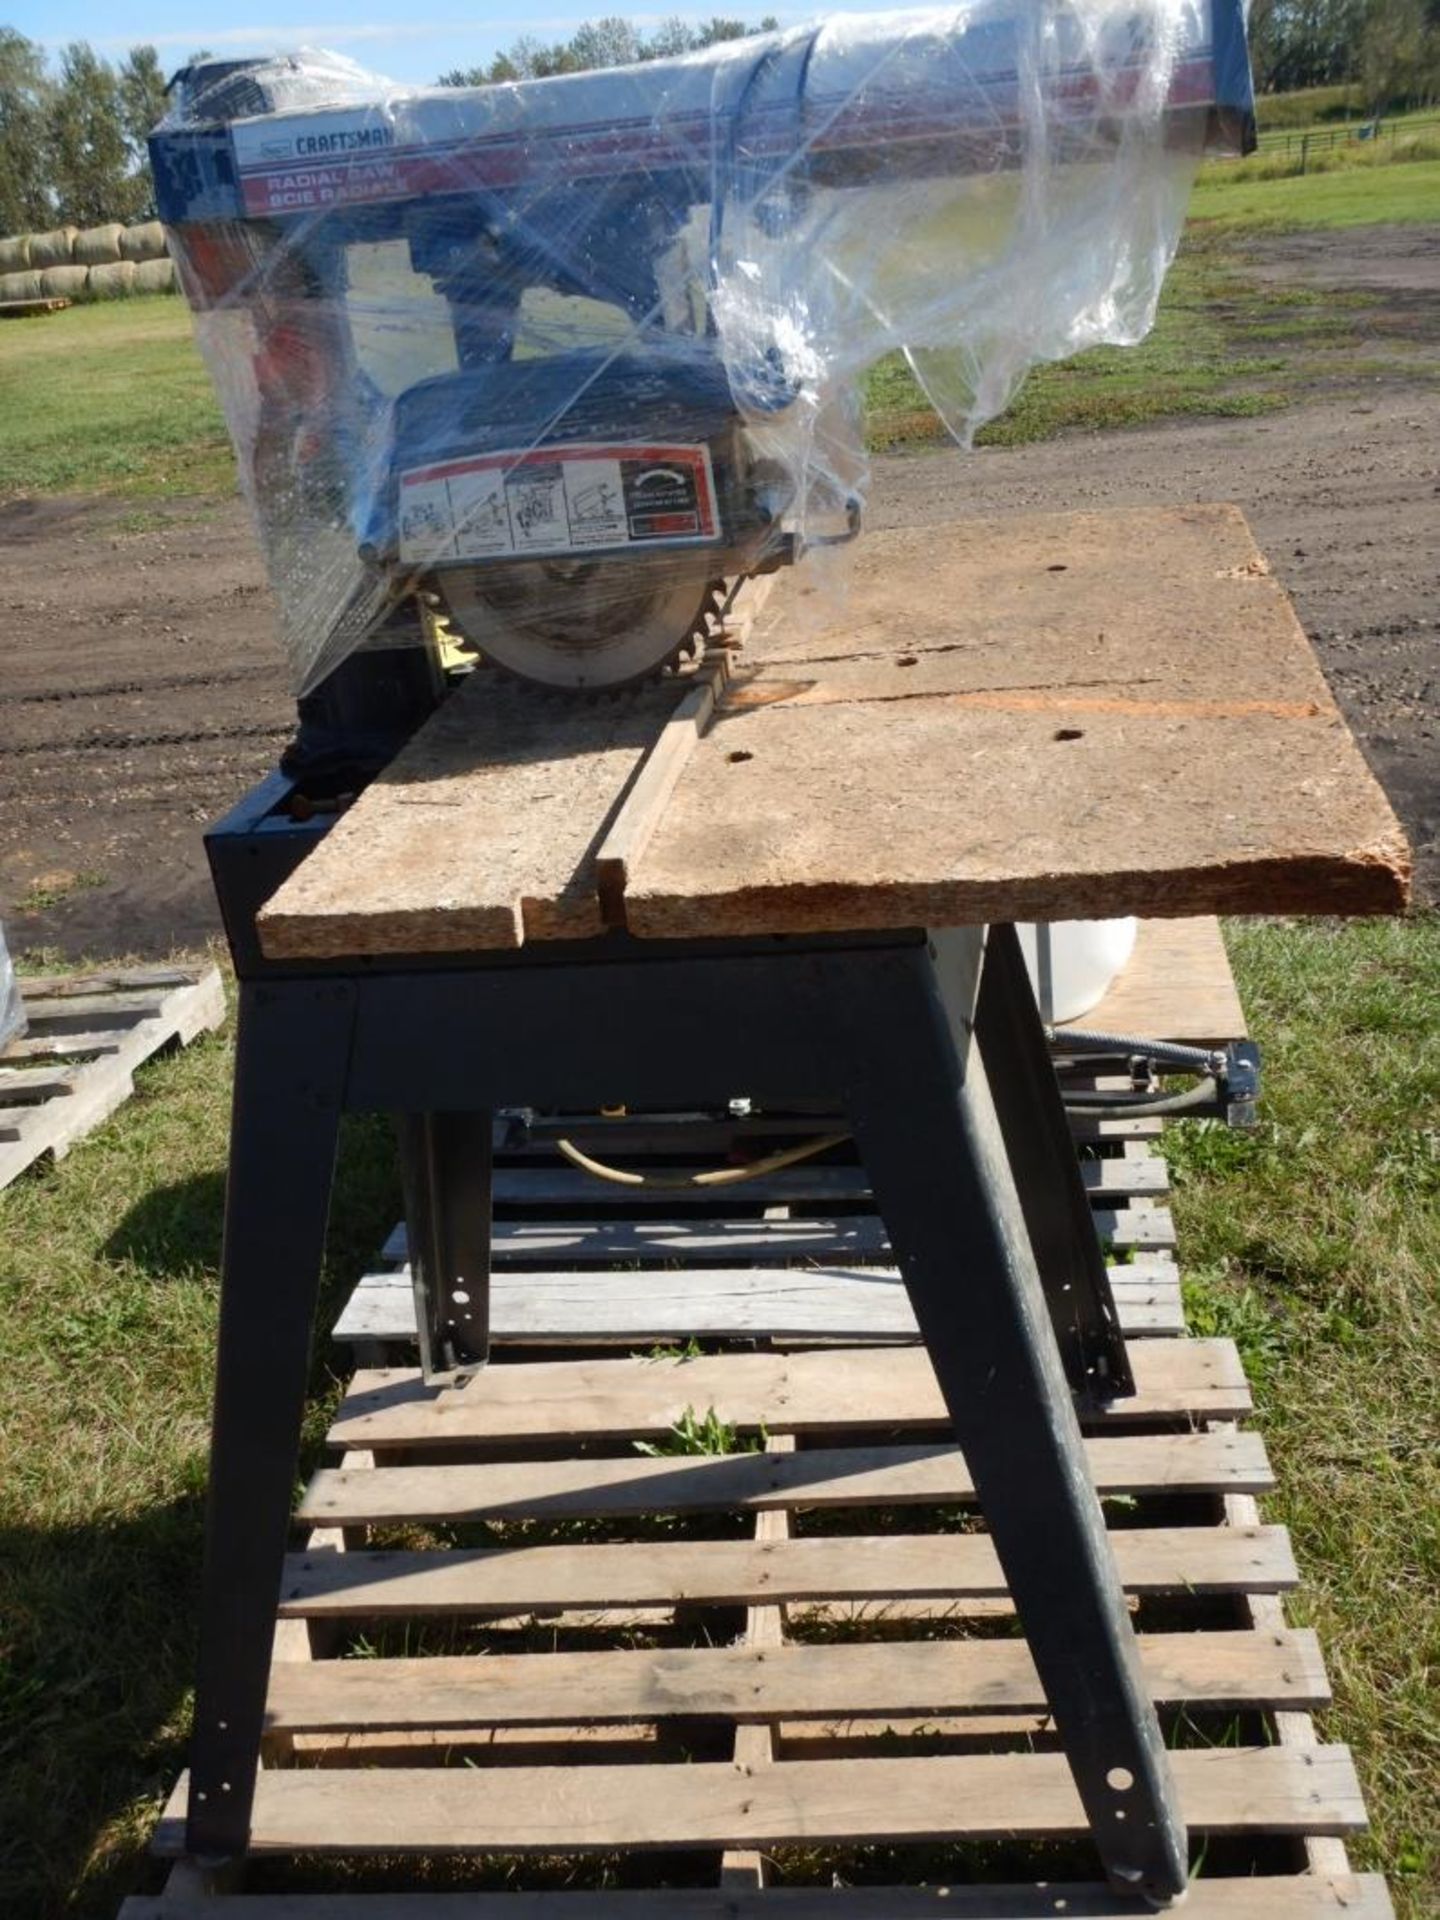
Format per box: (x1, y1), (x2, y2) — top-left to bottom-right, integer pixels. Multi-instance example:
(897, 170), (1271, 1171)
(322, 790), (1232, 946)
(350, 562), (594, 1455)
(625, 508), (1409, 937)
(256, 672), (684, 957)
(256, 506), (1408, 960)
(0, 965), (224, 1188)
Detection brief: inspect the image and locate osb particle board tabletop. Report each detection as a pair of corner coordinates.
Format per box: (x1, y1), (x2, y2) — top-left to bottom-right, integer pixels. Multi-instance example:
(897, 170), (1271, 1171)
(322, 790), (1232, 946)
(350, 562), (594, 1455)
(257, 504), (1409, 960)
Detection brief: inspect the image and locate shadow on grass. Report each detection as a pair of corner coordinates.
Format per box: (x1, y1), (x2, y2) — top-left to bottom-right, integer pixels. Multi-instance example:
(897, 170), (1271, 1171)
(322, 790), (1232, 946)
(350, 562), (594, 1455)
(102, 1169), (227, 1279)
(1, 1115), (404, 1917)
(0, 1496), (203, 1920)
(103, 1113), (402, 1298)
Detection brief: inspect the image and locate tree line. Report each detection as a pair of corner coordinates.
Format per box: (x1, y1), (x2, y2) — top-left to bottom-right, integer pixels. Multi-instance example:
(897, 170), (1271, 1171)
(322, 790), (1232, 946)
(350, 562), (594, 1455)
(2, 3), (1436, 241)
(0, 30), (166, 234)
(1249, 0), (1439, 104)
(439, 15), (780, 87)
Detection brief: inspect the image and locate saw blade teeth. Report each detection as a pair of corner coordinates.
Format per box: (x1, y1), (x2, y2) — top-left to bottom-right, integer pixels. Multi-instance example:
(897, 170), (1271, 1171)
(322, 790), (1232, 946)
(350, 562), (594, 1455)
(465, 575), (733, 695)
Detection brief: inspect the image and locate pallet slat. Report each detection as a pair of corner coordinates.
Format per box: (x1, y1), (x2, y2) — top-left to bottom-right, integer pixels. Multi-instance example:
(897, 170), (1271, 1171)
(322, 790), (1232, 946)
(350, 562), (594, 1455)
(335, 1260), (1184, 1345)
(279, 1525), (1296, 1617)
(331, 1340), (1250, 1449)
(154, 1746), (1365, 1854)
(265, 1627), (1327, 1731)
(379, 1208), (1174, 1267)
(119, 1876), (1397, 1920)
(300, 1430), (1272, 1526)
(0, 966), (225, 1188)
(481, 1159), (1168, 1207)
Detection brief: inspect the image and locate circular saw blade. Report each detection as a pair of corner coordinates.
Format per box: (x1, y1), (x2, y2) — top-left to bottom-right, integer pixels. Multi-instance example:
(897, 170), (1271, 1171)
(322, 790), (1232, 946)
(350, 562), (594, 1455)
(440, 557), (718, 690)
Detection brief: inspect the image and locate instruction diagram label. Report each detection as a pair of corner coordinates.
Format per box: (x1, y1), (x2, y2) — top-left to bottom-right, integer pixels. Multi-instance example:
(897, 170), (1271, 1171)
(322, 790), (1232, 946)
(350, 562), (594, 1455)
(398, 442), (720, 565)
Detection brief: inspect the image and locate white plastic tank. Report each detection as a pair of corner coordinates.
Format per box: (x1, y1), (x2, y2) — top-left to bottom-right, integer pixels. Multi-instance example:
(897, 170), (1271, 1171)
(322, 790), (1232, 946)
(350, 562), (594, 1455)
(1017, 919), (1137, 1025)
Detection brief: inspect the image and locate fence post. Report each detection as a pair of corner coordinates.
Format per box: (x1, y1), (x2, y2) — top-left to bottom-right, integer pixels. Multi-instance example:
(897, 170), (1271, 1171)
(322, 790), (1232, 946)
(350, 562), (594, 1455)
(1300, 133), (1308, 175)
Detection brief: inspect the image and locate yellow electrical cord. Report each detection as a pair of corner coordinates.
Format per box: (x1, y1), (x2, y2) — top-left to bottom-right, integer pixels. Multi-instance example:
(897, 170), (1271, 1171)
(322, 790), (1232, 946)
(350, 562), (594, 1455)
(554, 1130), (851, 1189)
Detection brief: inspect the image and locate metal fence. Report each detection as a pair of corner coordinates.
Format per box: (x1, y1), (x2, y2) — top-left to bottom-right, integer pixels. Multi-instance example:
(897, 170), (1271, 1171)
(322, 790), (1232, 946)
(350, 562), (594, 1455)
(1255, 115), (1440, 166)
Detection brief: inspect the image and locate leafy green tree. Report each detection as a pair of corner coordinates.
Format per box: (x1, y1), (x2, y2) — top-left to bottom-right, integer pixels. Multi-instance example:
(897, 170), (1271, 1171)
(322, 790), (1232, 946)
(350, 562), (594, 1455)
(1359, 0), (1438, 109)
(46, 42), (139, 225)
(0, 27), (53, 236)
(439, 14), (781, 87)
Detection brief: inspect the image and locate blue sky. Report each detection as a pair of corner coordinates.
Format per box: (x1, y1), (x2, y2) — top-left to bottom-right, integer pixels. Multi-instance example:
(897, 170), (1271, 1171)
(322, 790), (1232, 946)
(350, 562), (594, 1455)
(6, 2), (817, 85)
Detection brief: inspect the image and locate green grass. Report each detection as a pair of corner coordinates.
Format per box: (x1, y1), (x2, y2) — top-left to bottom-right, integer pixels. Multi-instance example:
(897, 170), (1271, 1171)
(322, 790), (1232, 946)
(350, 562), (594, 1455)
(865, 248), (1293, 451)
(0, 296), (232, 503)
(1191, 156), (1440, 230)
(1161, 917), (1440, 1913)
(0, 980), (401, 1916)
(1, 918), (1436, 1914)
(865, 156), (1440, 451)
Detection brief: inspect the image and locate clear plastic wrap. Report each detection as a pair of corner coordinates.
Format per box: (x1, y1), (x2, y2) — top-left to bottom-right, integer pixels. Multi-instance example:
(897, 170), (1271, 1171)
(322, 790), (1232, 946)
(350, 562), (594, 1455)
(0, 919), (25, 1055)
(151, 3), (1253, 696)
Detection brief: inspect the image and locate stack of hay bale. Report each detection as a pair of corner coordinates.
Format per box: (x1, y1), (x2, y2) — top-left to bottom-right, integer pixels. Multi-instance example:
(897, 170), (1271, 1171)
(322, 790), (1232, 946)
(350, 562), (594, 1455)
(0, 221), (176, 304)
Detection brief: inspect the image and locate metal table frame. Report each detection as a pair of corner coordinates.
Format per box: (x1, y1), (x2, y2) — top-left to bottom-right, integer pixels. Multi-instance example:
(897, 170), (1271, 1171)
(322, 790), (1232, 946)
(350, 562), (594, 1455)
(189, 780), (1188, 1901)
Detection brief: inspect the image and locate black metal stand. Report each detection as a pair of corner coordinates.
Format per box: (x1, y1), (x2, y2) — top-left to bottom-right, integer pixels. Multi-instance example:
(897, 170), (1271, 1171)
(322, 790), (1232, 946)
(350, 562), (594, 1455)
(189, 783), (1187, 1901)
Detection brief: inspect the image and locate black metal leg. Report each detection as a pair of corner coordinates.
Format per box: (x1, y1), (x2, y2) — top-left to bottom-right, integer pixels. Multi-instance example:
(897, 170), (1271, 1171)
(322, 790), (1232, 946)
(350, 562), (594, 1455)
(840, 931), (1188, 1903)
(185, 979), (355, 1862)
(974, 924), (1135, 1402)
(398, 1110), (494, 1382)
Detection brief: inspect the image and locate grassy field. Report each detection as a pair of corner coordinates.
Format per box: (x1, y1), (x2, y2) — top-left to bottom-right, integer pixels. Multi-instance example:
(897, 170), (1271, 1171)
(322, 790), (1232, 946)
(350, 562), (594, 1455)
(0, 297), (231, 504)
(1190, 155), (1440, 229)
(0, 918), (1435, 1916)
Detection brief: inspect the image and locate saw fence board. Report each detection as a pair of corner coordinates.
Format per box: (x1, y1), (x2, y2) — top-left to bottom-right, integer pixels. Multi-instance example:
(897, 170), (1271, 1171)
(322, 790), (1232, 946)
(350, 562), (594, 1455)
(257, 504), (1408, 958)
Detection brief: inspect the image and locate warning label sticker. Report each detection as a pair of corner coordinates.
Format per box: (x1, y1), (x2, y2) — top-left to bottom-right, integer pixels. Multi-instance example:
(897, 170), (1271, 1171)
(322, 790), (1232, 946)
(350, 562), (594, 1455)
(398, 442), (720, 566)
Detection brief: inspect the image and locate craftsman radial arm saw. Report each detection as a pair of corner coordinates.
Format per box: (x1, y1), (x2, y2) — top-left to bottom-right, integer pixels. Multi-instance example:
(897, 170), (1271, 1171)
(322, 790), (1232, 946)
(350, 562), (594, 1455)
(151, 2), (1253, 777)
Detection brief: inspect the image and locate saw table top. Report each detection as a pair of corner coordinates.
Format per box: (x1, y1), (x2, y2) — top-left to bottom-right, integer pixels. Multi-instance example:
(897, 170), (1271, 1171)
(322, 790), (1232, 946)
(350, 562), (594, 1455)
(258, 503), (1409, 959)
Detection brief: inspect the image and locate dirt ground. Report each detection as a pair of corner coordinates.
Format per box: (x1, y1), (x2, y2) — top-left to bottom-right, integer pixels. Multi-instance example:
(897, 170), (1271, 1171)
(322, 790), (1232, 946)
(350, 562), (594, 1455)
(1, 225), (1436, 960)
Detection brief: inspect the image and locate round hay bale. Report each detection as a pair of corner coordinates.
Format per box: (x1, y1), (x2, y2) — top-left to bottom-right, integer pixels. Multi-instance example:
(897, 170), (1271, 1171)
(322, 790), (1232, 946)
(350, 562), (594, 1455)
(133, 256), (178, 295)
(75, 222), (125, 266)
(39, 263), (90, 300)
(0, 268), (44, 303)
(0, 234), (31, 272)
(120, 220), (168, 263)
(88, 259), (137, 300)
(29, 226), (79, 269)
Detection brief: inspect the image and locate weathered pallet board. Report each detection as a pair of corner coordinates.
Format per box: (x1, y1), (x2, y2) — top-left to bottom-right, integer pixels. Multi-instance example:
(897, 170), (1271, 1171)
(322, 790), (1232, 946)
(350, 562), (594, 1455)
(377, 1205), (1176, 1269)
(264, 1628), (1328, 1731)
(1081, 916), (1247, 1046)
(0, 965), (225, 1187)
(154, 1745), (1365, 1854)
(482, 1159), (1169, 1206)
(118, 1875), (1397, 1920)
(330, 1339), (1250, 1449)
(298, 1429), (1273, 1527)
(0, 295), (70, 316)
(279, 1525), (1297, 1617)
(334, 1257), (1186, 1346)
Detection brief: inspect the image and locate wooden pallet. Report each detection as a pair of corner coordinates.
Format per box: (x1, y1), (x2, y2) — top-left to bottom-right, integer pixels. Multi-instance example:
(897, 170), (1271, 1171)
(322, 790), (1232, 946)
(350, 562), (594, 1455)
(0, 295), (71, 317)
(0, 964), (225, 1188)
(130, 933), (1388, 1918)
(137, 1313), (1385, 1913)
